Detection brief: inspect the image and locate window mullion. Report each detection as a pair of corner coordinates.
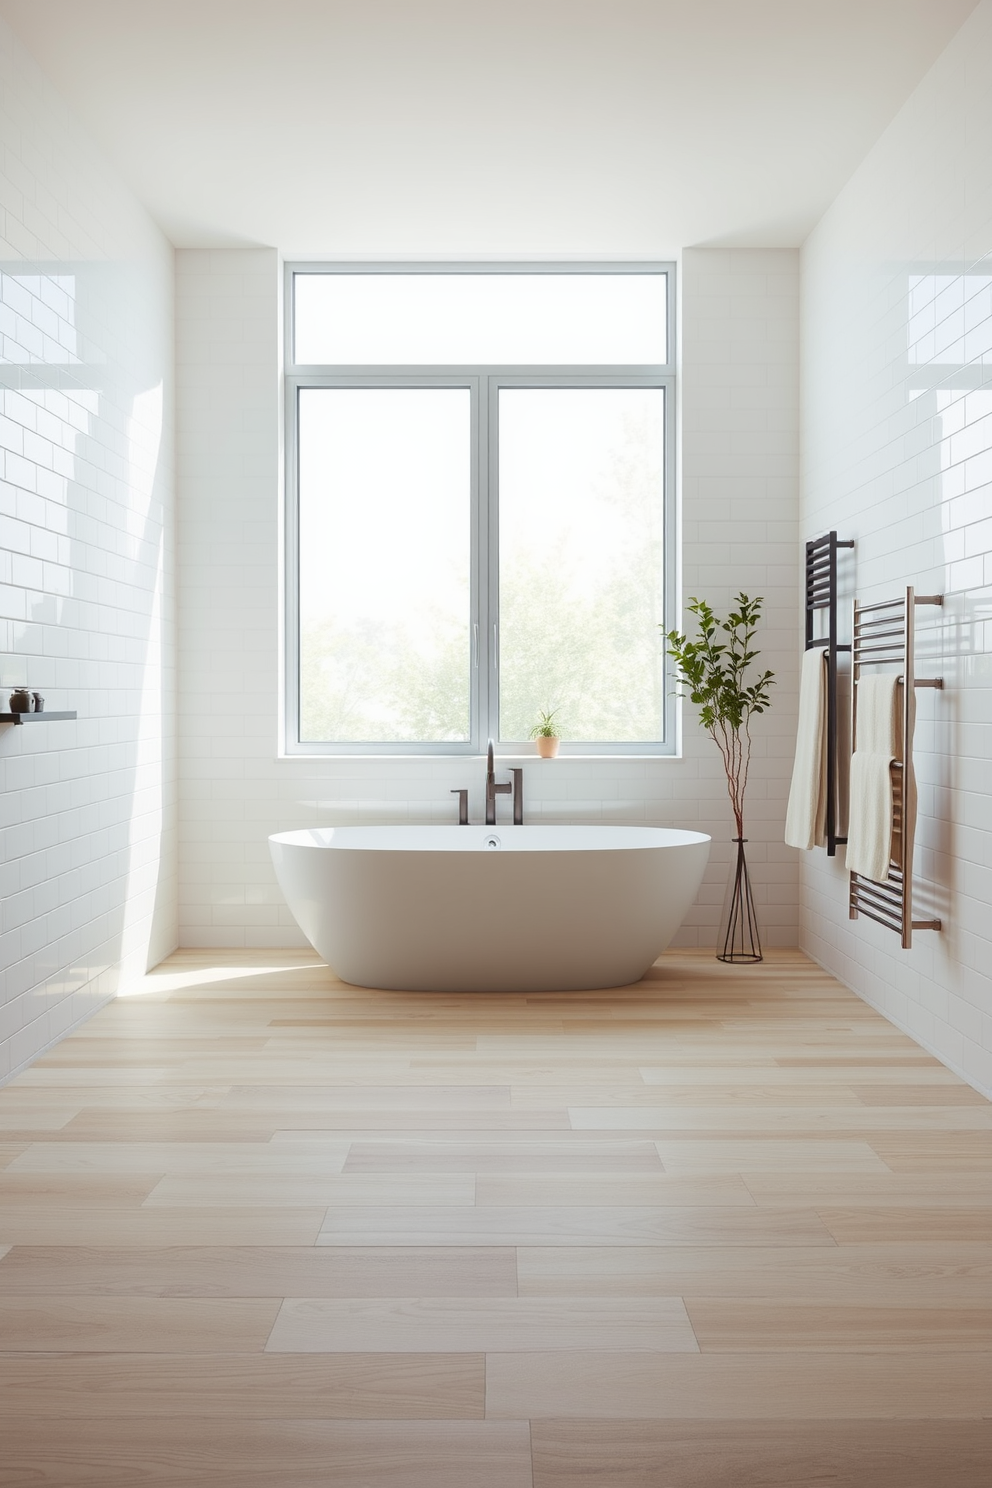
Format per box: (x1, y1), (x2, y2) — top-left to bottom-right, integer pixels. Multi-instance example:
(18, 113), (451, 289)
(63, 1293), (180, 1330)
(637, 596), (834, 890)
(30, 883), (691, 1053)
(470, 374), (485, 753)
(481, 374), (500, 747)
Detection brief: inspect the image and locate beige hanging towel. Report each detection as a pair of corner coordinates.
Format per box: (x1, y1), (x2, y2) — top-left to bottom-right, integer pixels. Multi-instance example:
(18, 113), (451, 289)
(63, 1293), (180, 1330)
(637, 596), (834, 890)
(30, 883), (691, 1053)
(845, 674), (913, 883)
(784, 648), (828, 851)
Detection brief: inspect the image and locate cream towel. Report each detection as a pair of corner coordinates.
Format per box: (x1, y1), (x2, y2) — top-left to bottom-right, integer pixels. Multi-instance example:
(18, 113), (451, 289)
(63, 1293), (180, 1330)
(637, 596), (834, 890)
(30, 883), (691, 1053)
(785, 648), (828, 851)
(846, 752), (896, 881)
(846, 674), (915, 882)
(853, 672), (900, 754)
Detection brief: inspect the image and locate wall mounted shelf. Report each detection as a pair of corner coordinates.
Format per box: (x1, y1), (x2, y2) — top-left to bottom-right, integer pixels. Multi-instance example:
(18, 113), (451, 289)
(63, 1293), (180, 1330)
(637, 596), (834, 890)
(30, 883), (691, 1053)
(0, 712), (77, 724)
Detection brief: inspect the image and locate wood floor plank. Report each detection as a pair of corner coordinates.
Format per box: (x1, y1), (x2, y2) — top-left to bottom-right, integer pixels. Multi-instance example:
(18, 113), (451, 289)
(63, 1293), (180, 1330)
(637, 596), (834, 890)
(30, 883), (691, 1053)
(5, 1140), (351, 1174)
(851, 1084), (991, 1106)
(343, 1139), (664, 1172)
(776, 1056), (945, 1067)
(0, 1352), (486, 1417)
(0, 1174), (160, 1207)
(744, 1172), (992, 1207)
(570, 1105), (992, 1130)
(283, 1130), (670, 1149)
(142, 1173), (475, 1207)
(175, 1063), (615, 1086)
(0, 1296), (281, 1352)
(0, 1109), (77, 1131)
(475, 1174), (756, 1207)
(212, 1084), (515, 1110)
(515, 1243), (992, 1302)
(653, 1140), (891, 1173)
(484, 1350), (992, 1418)
(0, 1418), (533, 1486)
(529, 1419), (992, 1488)
(14, 1067), (240, 1086)
(866, 1133), (992, 1170)
(35, 1039), (268, 1063)
(13, 1067), (193, 1086)
(818, 1207), (992, 1243)
(220, 1109), (573, 1130)
(0, 1207), (326, 1246)
(0, 1087), (232, 1112)
(513, 1084), (869, 1108)
(52, 1114), (304, 1141)
(265, 1296), (698, 1353)
(0, 1245), (519, 1297)
(406, 1063), (647, 1084)
(315, 1205), (836, 1246)
(640, 1066), (961, 1084)
(684, 1299), (992, 1351)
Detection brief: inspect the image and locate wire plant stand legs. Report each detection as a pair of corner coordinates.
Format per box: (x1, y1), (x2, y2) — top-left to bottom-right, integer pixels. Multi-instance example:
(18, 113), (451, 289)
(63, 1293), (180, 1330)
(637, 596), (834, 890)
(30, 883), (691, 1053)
(717, 837), (762, 964)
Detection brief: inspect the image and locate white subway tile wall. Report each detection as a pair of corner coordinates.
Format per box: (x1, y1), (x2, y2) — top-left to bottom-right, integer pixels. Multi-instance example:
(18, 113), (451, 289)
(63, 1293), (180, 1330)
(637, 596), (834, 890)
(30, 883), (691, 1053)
(0, 19), (176, 1082)
(681, 248), (801, 947)
(176, 247), (800, 950)
(802, 0), (992, 1096)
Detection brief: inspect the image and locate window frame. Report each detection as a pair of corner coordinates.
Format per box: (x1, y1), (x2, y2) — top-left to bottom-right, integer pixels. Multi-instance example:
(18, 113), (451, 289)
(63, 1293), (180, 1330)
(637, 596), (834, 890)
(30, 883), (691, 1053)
(283, 261), (677, 757)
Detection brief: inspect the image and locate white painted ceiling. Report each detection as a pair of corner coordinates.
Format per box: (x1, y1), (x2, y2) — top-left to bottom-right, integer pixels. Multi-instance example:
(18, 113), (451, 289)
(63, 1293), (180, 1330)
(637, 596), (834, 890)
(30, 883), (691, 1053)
(0, 0), (978, 254)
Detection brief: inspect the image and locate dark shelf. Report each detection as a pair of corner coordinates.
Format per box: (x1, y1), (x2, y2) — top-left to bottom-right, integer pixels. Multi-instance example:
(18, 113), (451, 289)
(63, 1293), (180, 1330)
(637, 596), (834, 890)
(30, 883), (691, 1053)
(0, 711), (77, 724)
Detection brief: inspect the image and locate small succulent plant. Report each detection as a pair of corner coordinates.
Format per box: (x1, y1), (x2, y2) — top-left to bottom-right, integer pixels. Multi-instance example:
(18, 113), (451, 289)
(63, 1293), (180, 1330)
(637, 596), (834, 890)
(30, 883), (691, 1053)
(529, 708), (561, 739)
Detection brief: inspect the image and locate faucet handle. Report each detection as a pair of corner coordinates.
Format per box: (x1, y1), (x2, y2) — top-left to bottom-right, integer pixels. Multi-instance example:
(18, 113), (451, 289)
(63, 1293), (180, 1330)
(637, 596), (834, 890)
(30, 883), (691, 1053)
(510, 768), (523, 826)
(450, 788), (469, 826)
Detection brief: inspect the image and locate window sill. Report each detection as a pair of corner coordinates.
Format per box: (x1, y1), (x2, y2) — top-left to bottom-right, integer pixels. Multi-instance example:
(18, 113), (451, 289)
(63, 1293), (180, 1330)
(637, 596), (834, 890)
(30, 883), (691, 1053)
(277, 749), (682, 763)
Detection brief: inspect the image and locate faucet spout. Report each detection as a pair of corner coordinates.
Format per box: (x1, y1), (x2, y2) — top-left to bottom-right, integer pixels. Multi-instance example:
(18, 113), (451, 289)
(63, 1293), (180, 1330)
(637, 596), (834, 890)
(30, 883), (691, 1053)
(485, 738), (510, 826)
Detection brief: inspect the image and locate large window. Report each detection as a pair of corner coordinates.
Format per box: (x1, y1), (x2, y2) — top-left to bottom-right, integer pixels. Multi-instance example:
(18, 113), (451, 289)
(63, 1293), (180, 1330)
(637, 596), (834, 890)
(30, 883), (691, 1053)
(285, 265), (676, 755)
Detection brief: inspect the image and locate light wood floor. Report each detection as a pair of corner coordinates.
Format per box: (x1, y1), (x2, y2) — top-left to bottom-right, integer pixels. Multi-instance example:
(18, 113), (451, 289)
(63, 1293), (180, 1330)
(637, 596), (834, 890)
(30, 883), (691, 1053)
(1, 947), (990, 1487)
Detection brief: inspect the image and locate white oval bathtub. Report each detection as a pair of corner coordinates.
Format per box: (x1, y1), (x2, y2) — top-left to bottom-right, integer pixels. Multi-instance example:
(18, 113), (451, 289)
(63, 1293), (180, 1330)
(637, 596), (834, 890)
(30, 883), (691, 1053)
(269, 824), (710, 993)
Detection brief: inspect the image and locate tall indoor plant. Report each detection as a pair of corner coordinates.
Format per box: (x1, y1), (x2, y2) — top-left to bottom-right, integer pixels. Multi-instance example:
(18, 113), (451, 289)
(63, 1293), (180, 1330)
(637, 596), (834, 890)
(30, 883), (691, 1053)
(666, 594), (775, 962)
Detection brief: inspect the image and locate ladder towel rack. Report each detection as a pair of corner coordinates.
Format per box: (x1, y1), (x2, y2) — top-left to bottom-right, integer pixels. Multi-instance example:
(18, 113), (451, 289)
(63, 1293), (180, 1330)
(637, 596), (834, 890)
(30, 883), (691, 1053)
(849, 586), (942, 949)
(804, 531), (855, 855)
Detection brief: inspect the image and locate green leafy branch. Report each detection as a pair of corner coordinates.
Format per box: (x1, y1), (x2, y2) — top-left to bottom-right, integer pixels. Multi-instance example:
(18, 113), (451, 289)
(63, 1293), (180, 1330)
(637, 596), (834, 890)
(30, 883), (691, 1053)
(665, 594), (775, 837)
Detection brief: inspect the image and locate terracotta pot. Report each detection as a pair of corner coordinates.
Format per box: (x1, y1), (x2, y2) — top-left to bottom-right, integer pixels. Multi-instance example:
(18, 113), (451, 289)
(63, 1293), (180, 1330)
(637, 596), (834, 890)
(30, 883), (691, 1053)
(535, 735), (560, 759)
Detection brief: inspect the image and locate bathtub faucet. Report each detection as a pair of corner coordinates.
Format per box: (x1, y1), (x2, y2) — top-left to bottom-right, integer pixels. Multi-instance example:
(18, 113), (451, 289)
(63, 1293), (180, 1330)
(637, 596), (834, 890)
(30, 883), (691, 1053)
(486, 740), (523, 826)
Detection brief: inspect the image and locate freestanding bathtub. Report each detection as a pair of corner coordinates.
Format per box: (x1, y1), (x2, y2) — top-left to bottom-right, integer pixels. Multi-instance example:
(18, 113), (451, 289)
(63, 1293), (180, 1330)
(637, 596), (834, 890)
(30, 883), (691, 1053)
(269, 824), (710, 992)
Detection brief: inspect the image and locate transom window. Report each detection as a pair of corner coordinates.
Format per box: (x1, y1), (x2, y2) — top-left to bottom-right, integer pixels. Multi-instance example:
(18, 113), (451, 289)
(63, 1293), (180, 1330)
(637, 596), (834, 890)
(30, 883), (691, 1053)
(285, 265), (676, 755)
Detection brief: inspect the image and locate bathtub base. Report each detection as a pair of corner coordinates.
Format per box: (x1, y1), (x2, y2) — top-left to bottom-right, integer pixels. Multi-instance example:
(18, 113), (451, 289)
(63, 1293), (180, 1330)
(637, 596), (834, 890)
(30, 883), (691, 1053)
(270, 825), (711, 994)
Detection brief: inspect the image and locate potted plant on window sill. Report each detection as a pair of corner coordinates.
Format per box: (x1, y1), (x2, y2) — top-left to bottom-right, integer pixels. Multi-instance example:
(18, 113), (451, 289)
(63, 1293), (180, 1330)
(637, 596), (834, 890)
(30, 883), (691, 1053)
(530, 709), (561, 759)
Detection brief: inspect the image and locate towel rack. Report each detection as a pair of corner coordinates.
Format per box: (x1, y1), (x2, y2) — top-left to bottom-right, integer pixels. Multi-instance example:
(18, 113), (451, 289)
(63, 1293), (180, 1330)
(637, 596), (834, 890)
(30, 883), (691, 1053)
(805, 531), (855, 854)
(849, 586), (943, 948)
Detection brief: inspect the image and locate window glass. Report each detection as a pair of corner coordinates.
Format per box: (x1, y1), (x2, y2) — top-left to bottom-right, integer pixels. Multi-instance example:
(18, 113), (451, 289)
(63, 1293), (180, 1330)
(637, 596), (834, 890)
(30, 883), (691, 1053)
(294, 273), (667, 365)
(298, 387), (471, 742)
(498, 387), (666, 742)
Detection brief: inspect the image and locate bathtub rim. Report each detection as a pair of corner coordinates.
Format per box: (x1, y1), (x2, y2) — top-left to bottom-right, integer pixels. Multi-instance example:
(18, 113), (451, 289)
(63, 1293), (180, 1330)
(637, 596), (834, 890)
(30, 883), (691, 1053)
(269, 824), (712, 855)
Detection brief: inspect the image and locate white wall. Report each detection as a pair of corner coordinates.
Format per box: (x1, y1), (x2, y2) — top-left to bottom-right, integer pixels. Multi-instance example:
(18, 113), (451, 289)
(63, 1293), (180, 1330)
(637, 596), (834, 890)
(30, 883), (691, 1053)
(176, 247), (800, 950)
(176, 249), (281, 945)
(802, 0), (992, 1096)
(682, 248), (801, 947)
(0, 18), (176, 1081)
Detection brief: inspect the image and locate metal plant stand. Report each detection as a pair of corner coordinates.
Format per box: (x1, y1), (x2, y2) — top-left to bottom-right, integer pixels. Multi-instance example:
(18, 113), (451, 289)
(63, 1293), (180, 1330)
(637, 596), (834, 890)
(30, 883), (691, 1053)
(717, 837), (762, 964)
